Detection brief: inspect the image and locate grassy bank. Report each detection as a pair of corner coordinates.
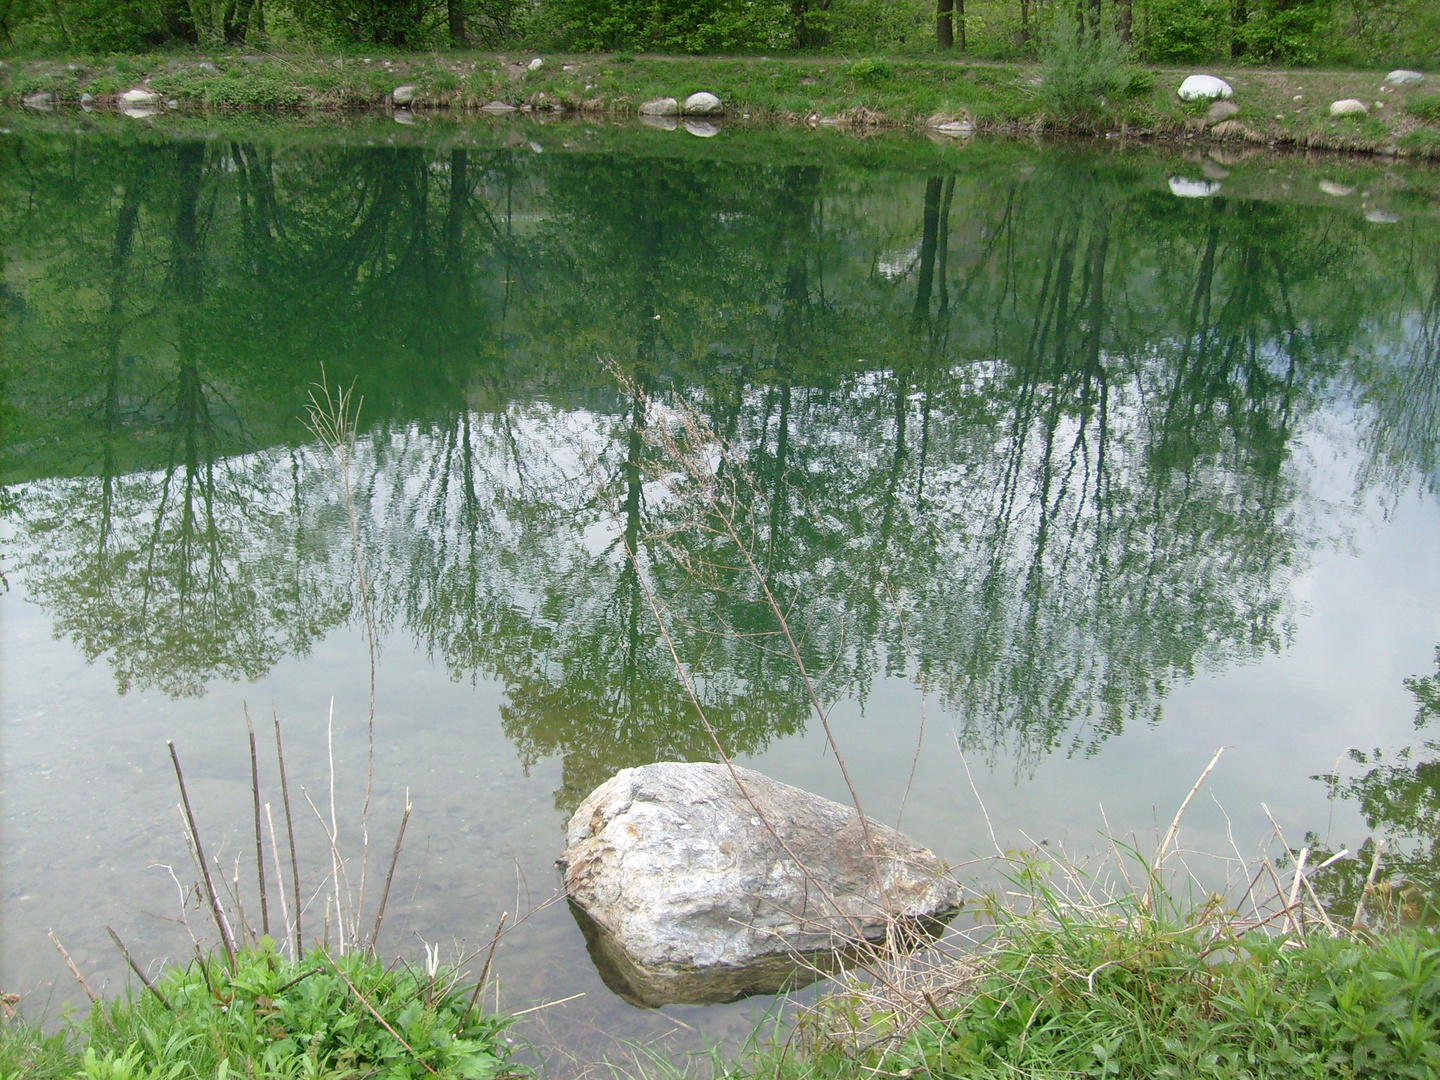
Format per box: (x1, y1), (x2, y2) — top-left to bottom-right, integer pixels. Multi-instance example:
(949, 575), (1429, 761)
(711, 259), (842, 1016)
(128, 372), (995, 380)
(4, 51), (1440, 157)
(8, 893), (1438, 1079)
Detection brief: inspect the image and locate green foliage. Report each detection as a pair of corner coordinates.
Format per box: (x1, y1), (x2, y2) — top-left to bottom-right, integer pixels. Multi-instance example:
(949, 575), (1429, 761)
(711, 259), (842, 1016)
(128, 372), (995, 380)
(873, 927), (1440, 1079)
(1, 946), (517, 1080)
(1405, 94), (1440, 122)
(844, 57), (892, 84)
(1035, 14), (1145, 122)
(1137, 0), (1228, 61)
(771, 852), (1440, 1080)
(537, 0), (794, 52)
(1237, 0), (1332, 64)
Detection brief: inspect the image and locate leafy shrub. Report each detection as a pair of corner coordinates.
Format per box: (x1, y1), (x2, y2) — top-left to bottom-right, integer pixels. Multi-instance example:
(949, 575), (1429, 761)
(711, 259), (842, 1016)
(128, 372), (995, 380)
(79, 945), (516, 1080)
(846, 57), (893, 84)
(1036, 13), (1144, 122)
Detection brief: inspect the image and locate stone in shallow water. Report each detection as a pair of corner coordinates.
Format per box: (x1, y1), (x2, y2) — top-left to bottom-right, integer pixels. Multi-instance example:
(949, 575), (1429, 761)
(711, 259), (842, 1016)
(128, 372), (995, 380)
(639, 97), (679, 117)
(560, 762), (960, 1008)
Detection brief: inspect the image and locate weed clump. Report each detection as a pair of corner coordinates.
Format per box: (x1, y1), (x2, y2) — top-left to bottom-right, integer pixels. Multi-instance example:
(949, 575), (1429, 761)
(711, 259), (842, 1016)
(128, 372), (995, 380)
(3, 945), (518, 1080)
(1035, 15), (1147, 124)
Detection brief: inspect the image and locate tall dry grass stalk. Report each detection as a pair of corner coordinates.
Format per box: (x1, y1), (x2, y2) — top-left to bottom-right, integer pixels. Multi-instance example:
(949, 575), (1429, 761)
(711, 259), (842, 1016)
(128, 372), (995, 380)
(596, 367), (1408, 1066)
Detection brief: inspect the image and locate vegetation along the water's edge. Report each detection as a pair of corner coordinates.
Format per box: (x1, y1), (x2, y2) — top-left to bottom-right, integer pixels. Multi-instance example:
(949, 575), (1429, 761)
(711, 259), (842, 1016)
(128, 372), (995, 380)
(4, 885), (1440, 1078)
(5, 52), (1440, 158)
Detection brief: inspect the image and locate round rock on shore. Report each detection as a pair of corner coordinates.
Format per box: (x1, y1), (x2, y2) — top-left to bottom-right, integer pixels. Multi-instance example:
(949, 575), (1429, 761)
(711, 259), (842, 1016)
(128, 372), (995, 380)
(640, 96), (680, 116)
(391, 84), (417, 105)
(1330, 98), (1369, 116)
(1178, 75), (1233, 101)
(1384, 70), (1424, 87)
(1205, 99), (1240, 123)
(681, 91), (724, 116)
(560, 761), (960, 1008)
(118, 88), (162, 106)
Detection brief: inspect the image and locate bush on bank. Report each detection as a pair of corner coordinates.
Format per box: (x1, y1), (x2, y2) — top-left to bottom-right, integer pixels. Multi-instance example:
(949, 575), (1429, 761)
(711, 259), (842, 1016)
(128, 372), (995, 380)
(0, 945), (517, 1080)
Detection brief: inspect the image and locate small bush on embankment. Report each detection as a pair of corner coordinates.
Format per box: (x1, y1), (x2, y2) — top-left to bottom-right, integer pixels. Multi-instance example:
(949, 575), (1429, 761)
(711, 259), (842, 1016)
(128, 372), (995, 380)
(0, 945), (518, 1080)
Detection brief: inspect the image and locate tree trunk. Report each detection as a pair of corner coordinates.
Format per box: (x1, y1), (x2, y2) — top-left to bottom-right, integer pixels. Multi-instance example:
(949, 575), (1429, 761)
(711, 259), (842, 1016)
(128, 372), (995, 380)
(956, 0), (966, 49)
(937, 0), (954, 49)
(1115, 0), (1131, 42)
(1231, 0), (1247, 56)
(448, 0), (466, 45)
(1019, 0), (1030, 46)
(1089, 0), (1101, 39)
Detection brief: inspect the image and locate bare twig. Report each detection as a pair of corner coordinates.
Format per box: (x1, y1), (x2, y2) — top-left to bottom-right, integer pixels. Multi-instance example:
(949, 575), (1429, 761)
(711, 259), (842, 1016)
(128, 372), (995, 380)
(274, 711), (304, 960)
(49, 931), (115, 1031)
(1145, 746), (1225, 911)
(1353, 839), (1388, 930)
(265, 803), (294, 960)
(245, 706), (271, 939)
(369, 793), (413, 949)
(465, 910), (509, 1022)
(168, 740), (237, 969)
(106, 926), (171, 1010)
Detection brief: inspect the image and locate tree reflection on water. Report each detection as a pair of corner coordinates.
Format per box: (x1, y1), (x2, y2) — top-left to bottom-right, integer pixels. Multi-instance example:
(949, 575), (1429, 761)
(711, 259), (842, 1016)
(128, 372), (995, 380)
(3, 130), (1438, 806)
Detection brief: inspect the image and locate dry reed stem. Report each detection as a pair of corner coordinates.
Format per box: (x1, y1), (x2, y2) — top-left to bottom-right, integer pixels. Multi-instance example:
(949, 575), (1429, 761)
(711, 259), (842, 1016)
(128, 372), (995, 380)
(369, 793), (413, 948)
(304, 372), (378, 935)
(245, 706), (270, 939)
(167, 740), (237, 969)
(1145, 745), (1226, 911)
(273, 712), (304, 959)
(106, 926), (171, 1010)
(466, 910), (509, 1021)
(49, 931), (116, 1031)
(1353, 838), (1388, 929)
(264, 803), (294, 960)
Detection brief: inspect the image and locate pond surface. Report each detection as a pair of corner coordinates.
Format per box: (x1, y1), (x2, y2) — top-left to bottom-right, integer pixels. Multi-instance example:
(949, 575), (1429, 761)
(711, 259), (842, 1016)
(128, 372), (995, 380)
(4, 112), (1440, 1069)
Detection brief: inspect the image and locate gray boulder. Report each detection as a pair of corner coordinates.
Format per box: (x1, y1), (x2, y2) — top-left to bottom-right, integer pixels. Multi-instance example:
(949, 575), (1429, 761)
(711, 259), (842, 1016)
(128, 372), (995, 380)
(1177, 74), (1232, 101)
(1384, 70), (1424, 87)
(392, 84), (417, 105)
(527, 57), (544, 71)
(118, 88), (161, 106)
(640, 96), (680, 116)
(22, 91), (53, 108)
(1330, 98), (1368, 116)
(560, 762), (960, 1008)
(681, 91), (724, 116)
(1205, 99), (1240, 123)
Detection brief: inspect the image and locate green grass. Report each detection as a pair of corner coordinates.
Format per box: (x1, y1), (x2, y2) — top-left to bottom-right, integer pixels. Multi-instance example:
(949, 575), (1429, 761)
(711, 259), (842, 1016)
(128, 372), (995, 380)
(3, 52), (1440, 156)
(0, 945), (518, 1080)
(720, 848), (1440, 1080)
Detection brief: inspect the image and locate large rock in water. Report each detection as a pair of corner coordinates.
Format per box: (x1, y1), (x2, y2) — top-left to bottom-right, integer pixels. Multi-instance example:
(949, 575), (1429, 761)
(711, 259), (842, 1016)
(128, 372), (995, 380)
(560, 762), (960, 1008)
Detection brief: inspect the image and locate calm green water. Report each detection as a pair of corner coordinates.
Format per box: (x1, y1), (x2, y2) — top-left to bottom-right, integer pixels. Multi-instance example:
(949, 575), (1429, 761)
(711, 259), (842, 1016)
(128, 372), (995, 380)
(3, 112), (1440, 1064)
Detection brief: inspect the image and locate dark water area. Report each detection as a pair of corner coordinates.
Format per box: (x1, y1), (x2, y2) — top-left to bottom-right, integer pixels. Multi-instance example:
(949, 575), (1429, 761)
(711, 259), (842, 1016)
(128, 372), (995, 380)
(3, 113), (1440, 1069)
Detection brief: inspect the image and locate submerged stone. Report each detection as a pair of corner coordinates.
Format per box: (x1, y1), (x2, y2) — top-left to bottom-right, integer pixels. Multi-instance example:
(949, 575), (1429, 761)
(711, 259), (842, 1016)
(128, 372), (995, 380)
(560, 762), (960, 1008)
